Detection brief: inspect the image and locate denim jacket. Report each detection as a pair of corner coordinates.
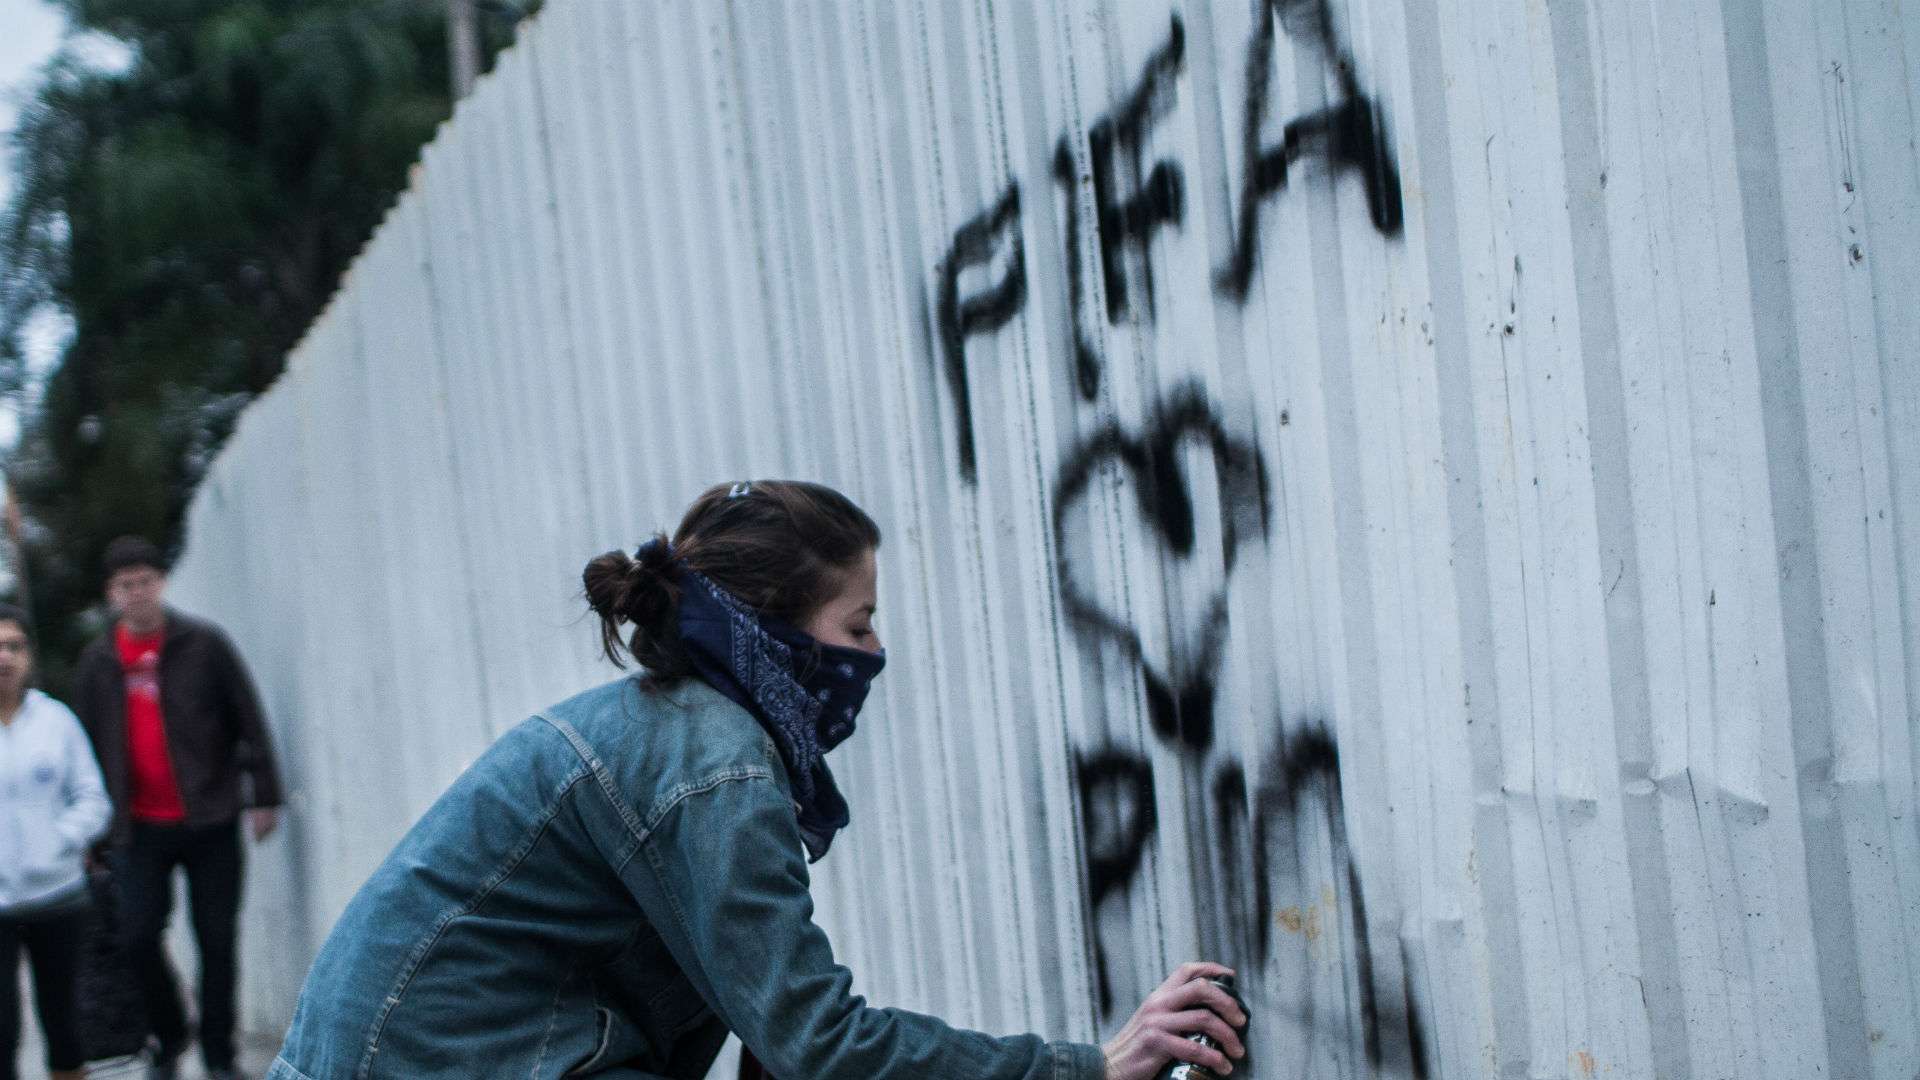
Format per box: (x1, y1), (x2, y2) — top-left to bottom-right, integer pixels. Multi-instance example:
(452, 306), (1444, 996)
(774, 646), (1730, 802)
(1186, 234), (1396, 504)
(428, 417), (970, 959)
(269, 676), (1104, 1080)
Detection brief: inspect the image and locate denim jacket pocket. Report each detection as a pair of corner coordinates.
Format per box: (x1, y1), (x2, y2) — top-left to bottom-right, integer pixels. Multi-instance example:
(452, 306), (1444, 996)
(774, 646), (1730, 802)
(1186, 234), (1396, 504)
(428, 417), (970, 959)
(565, 1006), (616, 1077)
(641, 969), (711, 1046)
(591, 926), (711, 1073)
(567, 999), (680, 1078)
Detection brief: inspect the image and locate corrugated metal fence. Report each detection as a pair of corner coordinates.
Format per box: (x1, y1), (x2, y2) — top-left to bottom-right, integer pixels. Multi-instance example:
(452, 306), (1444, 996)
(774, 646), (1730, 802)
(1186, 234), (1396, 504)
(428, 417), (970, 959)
(166, 1), (1919, 1076)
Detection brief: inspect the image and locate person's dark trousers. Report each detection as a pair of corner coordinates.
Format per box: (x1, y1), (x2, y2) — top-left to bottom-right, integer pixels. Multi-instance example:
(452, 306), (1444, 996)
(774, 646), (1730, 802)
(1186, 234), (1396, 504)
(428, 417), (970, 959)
(0, 907), (90, 1080)
(116, 820), (245, 1072)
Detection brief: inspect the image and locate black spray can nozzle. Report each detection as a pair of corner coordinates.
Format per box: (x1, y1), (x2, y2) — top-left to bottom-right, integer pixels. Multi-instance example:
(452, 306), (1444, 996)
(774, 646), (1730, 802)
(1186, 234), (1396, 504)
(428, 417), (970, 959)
(1157, 975), (1250, 1080)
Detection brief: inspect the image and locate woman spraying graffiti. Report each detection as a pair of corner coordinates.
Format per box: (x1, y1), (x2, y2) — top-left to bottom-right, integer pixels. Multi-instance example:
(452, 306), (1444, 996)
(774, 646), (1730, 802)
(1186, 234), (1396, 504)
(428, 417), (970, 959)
(268, 481), (1246, 1079)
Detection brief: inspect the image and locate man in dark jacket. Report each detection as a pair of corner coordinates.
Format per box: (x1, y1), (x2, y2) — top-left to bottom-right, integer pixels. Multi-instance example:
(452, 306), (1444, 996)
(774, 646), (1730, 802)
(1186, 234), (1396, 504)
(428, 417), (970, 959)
(74, 536), (284, 1080)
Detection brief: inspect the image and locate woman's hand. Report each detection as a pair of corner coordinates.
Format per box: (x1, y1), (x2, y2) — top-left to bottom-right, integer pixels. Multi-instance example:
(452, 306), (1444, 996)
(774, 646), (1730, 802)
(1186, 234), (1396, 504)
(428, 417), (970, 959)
(1101, 962), (1247, 1079)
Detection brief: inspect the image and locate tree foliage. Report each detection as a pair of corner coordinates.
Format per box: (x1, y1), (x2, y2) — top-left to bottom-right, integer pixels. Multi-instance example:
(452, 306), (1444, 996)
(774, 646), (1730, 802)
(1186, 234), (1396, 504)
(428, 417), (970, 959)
(1, 0), (533, 683)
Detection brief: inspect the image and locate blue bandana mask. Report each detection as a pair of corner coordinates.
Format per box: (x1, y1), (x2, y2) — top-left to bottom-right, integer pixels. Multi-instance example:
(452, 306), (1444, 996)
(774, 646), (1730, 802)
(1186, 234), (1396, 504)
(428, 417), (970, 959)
(658, 544), (885, 861)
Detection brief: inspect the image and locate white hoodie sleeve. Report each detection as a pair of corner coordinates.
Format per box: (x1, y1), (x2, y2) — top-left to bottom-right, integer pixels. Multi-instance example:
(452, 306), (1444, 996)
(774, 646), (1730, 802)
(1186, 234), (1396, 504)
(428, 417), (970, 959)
(50, 697), (111, 856)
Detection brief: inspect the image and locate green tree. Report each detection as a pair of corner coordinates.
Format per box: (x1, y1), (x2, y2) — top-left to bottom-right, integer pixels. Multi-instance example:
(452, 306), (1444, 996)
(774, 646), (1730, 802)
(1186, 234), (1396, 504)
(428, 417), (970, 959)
(1, 0), (532, 685)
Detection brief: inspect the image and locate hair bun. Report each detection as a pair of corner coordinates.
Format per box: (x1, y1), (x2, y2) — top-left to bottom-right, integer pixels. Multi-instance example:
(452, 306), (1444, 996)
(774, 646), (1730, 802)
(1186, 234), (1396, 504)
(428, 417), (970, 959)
(582, 549), (640, 624)
(584, 535), (684, 671)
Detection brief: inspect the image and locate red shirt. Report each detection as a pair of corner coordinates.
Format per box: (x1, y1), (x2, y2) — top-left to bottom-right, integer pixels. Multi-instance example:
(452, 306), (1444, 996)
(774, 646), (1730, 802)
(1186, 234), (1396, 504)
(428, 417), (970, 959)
(117, 624), (186, 822)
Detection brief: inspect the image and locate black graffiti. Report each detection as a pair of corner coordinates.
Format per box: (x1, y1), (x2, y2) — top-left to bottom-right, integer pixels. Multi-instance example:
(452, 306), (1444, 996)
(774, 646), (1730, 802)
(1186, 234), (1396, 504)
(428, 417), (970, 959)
(1052, 383), (1268, 753)
(1246, 726), (1342, 961)
(1082, 725), (1429, 1076)
(1215, 0), (1405, 300)
(1236, 727), (1421, 1076)
(1049, 16), (1187, 404)
(1090, 13), (1186, 325)
(929, 5), (1404, 483)
(934, 183), (1025, 482)
(1209, 761), (1261, 968)
(1313, 862), (1431, 1079)
(1052, 138), (1104, 400)
(1078, 748), (1160, 909)
(1076, 747), (1159, 1015)
(921, 9), (1423, 1067)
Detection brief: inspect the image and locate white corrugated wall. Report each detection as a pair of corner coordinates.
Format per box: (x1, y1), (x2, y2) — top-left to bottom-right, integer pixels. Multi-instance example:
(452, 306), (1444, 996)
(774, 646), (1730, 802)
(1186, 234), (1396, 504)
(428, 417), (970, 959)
(165, 1), (1919, 1076)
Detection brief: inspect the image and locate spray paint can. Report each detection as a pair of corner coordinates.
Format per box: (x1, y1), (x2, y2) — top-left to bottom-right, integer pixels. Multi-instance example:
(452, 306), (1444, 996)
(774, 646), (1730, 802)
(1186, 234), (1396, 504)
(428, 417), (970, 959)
(1157, 976), (1247, 1080)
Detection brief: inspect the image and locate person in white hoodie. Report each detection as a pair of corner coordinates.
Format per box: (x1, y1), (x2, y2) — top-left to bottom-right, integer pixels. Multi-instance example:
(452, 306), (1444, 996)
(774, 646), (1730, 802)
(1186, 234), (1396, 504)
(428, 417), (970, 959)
(0, 602), (111, 1080)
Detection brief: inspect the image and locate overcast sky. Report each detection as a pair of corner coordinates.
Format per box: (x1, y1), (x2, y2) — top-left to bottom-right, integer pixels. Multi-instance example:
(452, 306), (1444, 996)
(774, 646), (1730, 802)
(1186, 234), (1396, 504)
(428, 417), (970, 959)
(0, 0), (72, 449)
(0, 0), (65, 221)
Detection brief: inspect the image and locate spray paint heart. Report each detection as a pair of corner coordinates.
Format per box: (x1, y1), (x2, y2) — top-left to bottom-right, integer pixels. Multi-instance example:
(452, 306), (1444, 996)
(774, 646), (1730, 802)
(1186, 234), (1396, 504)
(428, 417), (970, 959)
(1051, 382), (1270, 753)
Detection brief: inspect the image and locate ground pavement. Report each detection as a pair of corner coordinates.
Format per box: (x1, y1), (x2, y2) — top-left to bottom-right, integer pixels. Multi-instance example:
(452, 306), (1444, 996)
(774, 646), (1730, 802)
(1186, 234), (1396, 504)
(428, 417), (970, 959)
(14, 963), (282, 1080)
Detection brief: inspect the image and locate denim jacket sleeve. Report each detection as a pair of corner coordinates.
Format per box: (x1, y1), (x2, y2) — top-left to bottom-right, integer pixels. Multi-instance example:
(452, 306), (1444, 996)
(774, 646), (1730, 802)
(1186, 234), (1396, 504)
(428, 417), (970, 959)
(624, 772), (1104, 1080)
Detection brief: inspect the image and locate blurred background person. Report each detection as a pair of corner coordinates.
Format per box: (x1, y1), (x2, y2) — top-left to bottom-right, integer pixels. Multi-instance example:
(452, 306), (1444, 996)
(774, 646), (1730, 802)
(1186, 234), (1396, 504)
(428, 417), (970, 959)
(0, 601), (111, 1080)
(73, 537), (283, 1080)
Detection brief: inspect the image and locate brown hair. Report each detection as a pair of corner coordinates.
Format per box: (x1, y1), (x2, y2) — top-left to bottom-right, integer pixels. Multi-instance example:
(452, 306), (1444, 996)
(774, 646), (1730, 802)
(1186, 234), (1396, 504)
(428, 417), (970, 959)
(0, 603), (32, 645)
(103, 535), (168, 579)
(583, 480), (881, 681)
